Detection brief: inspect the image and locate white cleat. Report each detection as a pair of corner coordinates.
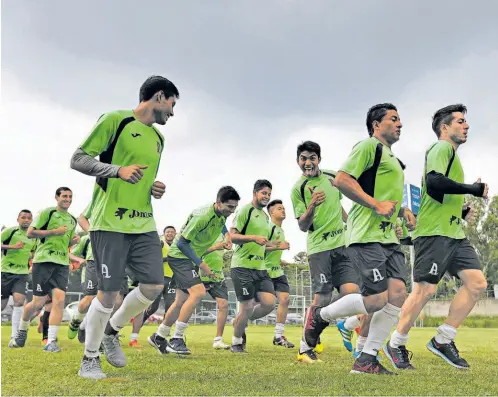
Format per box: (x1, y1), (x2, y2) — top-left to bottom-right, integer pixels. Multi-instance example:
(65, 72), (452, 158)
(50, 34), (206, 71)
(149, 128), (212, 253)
(213, 339), (230, 350)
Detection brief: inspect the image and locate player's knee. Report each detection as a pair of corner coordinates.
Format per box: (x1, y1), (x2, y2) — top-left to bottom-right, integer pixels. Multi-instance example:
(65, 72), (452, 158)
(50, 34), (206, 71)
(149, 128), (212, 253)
(364, 293), (388, 313)
(466, 276), (487, 298)
(279, 294), (290, 307)
(314, 292), (332, 306)
(217, 299), (229, 311)
(189, 283), (206, 299)
(13, 297), (25, 306)
(139, 283), (164, 300)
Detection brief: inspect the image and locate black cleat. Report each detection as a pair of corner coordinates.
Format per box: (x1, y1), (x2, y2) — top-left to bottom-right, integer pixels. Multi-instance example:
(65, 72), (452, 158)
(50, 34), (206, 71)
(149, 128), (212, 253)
(383, 343), (416, 370)
(148, 333), (168, 355)
(426, 337), (469, 369)
(231, 344), (247, 354)
(78, 327), (86, 344)
(166, 337), (191, 355)
(303, 306), (329, 348)
(351, 353), (397, 375)
(273, 336), (295, 348)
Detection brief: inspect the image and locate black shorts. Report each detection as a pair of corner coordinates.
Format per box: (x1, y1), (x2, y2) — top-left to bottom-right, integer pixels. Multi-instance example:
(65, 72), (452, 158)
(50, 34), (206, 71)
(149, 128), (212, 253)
(81, 260), (98, 296)
(31, 262), (69, 296)
(348, 243), (407, 296)
(271, 275), (290, 294)
(204, 280), (229, 300)
(162, 276), (176, 307)
(413, 236), (481, 284)
(1, 273), (28, 299)
(231, 267), (275, 301)
(90, 231), (163, 292)
(168, 256), (202, 291)
(308, 246), (360, 294)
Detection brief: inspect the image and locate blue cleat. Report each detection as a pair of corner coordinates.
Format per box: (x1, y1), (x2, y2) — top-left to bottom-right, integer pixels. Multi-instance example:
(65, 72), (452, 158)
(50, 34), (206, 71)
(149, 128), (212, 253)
(336, 320), (353, 352)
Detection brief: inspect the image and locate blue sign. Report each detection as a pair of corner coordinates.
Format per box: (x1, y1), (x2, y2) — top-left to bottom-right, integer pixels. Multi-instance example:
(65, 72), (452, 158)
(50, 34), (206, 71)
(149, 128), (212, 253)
(410, 184), (421, 215)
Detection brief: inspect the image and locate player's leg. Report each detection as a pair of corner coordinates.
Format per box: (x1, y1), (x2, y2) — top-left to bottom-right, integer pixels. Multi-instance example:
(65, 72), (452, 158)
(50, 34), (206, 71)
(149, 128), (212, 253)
(354, 313), (371, 358)
(1, 273), (13, 311)
(273, 275), (294, 348)
(9, 275), (28, 344)
(45, 286), (66, 352)
(208, 281), (230, 349)
(41, 300), (52, 343)
(249, 274), (276, 320)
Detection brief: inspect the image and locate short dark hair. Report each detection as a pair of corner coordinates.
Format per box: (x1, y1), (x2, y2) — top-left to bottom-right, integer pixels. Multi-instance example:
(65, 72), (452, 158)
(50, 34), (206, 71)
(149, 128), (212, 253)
(432, 104), (467, 137)
(267, 200), (282, 214)
(18, 209), (31, 217)
(139, 76), (180, 102)
(254, 179), (272, 192)
(163, 226), (176, 233)
(217, 186), (241, 203)
(55, 187), (72, 197)
(297, 141), (321, 160)
(366, 103), (398, 136)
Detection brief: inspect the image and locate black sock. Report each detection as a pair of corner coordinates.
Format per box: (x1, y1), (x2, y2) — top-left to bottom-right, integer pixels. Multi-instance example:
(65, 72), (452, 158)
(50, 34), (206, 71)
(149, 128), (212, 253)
(104, 321), (119, 336)
(42, 311), (50, 339)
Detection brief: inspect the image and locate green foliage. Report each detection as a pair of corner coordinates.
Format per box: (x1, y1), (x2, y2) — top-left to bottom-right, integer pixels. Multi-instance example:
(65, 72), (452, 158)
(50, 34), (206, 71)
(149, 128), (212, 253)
(422, 315), (498, 328)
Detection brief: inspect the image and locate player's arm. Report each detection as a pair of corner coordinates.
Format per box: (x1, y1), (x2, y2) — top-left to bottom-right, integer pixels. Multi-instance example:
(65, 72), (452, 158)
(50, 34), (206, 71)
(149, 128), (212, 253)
(229, 207), (267, 245)
(265, 240), (290, 252)
(177, 237), (215, 278)
(27, 209), (65, 239)
(291, 187), (322, 232)
(69, 252), (85, 265)
(1, 229), (23, 250)
(398, 207), (416, 231)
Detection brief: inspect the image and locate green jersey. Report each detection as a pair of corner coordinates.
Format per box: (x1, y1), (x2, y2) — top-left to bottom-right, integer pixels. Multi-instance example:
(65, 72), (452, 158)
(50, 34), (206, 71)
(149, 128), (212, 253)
(231, 203), (271, 271)
(264, 222), (285, 279)
(291, 169), (345, 255)
(79, 110), (164, 234)
(72, 234), (93, 261)
(413, 140), (465, 240)
(341, 137), (405, 245)
(201, 234), (225, 283)
(32, 207), (77, 266)
(1, 227), (37, 274)
(168, 204), (227, 261)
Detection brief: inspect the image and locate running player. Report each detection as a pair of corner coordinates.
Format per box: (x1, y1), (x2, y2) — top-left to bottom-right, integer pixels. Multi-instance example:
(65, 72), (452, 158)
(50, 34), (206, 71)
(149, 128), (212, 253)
(384, 104), (488, 370)
(13, 187), (79, 352)
(302, 104), (416, 374)
(147, 186), (240, 354)
(230, 180), (277, 353)
(264, 199), (294, 348)
(291, 141), (361, 363)
(70, 75), (179, 379)
(1, 210), (36, 346)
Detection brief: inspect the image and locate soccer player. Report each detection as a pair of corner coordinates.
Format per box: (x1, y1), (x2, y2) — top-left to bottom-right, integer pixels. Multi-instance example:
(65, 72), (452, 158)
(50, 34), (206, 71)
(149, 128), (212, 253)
(291, 141), (361, 363)
(1, 210), (37, 346)
(129, 226), (177, 346)
(384, 104), (488, 370)
(302, 104), (417, 374)
(230, 180), (277, 353)
(70, 75), (179, 379)
(13, 187), (79, 352)
(264, 199), (294, 348)
(147, 186), (240, 354)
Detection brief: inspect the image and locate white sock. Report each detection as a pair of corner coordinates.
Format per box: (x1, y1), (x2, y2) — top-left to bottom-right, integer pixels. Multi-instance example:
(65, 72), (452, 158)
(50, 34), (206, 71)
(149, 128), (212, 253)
(157, 324), (171, 339)
(130, 333), (139, 342)
(173, 321), (188, 339)
(356, 335), (367, 352)
(48, 325), (59, 343)
(344, 315), (361, 331)
(362, 303), (401, 356)
(390, 329), (409, 348)
(319, 294), (368, 322)
(84, 298), (113, 358)
(435, 323), (457, 344)
(11, 306), (23, 338)
(275, 323), (284, 339)
(73, 310), (86, 322)
(232, 335), (243, 345)
(214, 336), (222, 342)
(80, 316), (87, 330)
(300, 339), (312, 353)
(109, 287), (153, 332)
(20, 319), (30, 331)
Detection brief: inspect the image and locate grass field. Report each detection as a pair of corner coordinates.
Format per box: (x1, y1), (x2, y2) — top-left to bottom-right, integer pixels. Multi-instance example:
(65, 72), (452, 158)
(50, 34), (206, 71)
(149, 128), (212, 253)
(2, 324), (497, 396)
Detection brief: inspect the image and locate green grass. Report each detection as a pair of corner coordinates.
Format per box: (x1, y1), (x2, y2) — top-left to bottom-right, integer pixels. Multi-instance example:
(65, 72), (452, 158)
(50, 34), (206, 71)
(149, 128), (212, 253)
(2, 325), (497, 396)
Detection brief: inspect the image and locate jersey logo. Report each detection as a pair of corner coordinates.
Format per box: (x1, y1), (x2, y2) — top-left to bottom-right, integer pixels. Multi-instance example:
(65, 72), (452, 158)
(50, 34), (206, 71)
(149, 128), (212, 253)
(115, 208), (129, 220)
(101, 264), (111, 279)
(372, 268), (384, 282)
(242, 288), (249, 296)
(429, 263), (438, 276)
(319, 273), (328, 284)
(379, 222), (392, 232)
(131, 133), (142, 138)
(36, 284), (42, 292)
(449, 216), (461, 226)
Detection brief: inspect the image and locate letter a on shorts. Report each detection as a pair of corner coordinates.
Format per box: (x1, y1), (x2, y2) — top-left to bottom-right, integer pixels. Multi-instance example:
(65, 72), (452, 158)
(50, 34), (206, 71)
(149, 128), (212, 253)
(429, 263), (438, 276)
(319, 273), (328, 284)
(242, 288), (249, 296)
(372, 268), (384, 282)
(101, 264), (111, 279)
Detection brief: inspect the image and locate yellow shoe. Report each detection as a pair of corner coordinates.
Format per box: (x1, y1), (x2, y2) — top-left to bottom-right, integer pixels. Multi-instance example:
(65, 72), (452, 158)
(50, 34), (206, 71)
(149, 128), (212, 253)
(297, 349), (323, 364)
(314, 342), (324, 354)
(128, 339), (142, 347)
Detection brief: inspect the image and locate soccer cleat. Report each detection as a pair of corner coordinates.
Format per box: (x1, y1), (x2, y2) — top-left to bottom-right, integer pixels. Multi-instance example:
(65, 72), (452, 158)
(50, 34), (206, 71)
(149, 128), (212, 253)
(101, 334), (127, 367)
(315, 336), (324, 354)
(297, 349), (323, 364)
(78, 356), (107, 380)
(128, 339), (142, 347)
(383, 343), (415, 370)
(167, 337), (191, 355)
(230, 344), (247, 354)
(273, 336), (295, 348)
(213, 339), (230, 350)
(148, 333), (168, 354)
(352, 349), (361, 359)
(8, 338), (17, 348)
(78, 327), (86, 344)
(14, 329), (28, 348)
(303, 306), (329, 348)
(68, 319), (82, 340)
(351, 354), (396, 375)
(336, 319), (353, 352)
(43, 341), (62, 353)
(426, 337), (469, 369)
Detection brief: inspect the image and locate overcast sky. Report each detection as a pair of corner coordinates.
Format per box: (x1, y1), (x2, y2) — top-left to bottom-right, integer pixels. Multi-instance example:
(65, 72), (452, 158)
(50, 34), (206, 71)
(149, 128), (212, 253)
(2, 0), (498, 258)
